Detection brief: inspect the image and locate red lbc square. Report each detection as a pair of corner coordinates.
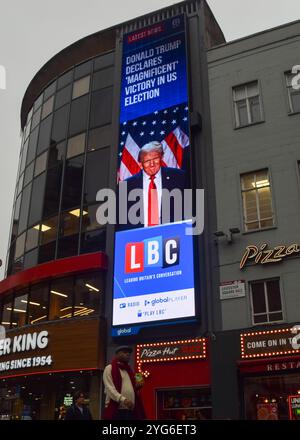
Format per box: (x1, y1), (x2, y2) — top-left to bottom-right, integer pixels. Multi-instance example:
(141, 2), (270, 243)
(125, 242), (144, 273)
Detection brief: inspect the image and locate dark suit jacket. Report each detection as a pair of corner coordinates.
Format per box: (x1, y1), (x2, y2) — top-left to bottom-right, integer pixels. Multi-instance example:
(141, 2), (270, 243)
(117, 167), (188, 229)
(64, 404), (93, 420)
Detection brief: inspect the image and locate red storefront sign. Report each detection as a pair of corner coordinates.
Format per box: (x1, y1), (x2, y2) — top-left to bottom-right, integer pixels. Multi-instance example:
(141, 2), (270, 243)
(135, 339), (210, 419)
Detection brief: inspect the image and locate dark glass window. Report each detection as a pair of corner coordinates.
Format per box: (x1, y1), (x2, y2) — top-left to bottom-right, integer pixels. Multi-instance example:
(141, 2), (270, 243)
(11, 257), (24, 275)
(74, 273), (103, 318)
(18, 183), (32, 234)
(34, 151), (48, 177)
(59, 210), (80, 238)
(57, 235), (79, 259)
(80, 228), (106, 254)
(48, 140), (65, 168)
(69, 95), (89, 136)
(82, 204), (102, 232)
(40, 215), (58, 245)
(14, 232), (26, 260)
(55, 84), (72, 110)
(43, 164), (63, 218)
(17, 172), (24, 195)
(11, 195), (21, 242)
(51, 105), (69, 143)
(49, 278), (73, 320)
(41, 96), (54, 120)
(1, 295), (13, 328)
(43, 81), (56, 100)
(25, 224), (40, 252)
(83, 148), (109, 205)
(57, 210), (80, 258)
(26, 127), (39, 166)
(62, 155), (84, 210)
(38, 242), (56, 264)
(92, 67), (114, 90)
(87, 125), (111, 151)
(94, 52), (114, 71)
(67, 133), (86, 159)
(251, 279), (283, 324)
(23, 161), (34, 187)
(74, 60), (92, 79)
(33, 93), (43, 112)
(37, 114), (53, 155)
(24, 248), (38, 270)
(11, 289), (29, 328)
(89, 87), (113, 128)
(28, 172), (46, 226)
(57, 70), (73, 90)
(20, 139), (29, 174)
(31, 107), (42, 130)
(28, 283), (49, 325)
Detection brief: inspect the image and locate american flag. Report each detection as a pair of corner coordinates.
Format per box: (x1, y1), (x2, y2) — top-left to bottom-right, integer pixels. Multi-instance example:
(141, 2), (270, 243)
(118, 103), (189, 181)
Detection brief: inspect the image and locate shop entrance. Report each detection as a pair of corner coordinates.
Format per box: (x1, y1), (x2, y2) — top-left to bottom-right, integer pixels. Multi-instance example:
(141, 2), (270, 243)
(156, 387), (212, 420)
(243, 372), (300, 420)
(0, 370), (100, 420)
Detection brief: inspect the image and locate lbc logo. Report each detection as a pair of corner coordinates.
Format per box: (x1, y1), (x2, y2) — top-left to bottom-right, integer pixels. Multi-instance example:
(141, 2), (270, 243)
(125, 236), (180, 273)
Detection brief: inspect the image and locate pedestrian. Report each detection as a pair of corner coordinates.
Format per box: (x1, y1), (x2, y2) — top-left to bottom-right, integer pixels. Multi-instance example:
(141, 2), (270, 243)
(103, 345), (146, 420)
(64, 391), (93, 420)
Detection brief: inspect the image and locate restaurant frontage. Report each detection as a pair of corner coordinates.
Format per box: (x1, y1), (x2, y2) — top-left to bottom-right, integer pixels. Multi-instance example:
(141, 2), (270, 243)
(135, 338), (211, 420)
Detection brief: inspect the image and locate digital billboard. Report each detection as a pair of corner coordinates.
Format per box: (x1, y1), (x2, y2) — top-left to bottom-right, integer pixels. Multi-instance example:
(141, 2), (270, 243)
(112, 15), (196, 334)
(113, 220), (195, 327)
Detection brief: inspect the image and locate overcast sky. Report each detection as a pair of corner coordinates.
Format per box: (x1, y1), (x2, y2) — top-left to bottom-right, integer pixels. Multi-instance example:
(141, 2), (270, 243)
(1, 0), (300, 280)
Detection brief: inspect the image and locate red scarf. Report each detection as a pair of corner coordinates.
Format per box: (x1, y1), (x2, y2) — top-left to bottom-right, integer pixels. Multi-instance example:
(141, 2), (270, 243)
(103, 358), (146, 420)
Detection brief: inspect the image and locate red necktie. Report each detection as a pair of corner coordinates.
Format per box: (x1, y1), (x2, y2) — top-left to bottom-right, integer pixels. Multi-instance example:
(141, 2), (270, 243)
(148, 175), (159, 226)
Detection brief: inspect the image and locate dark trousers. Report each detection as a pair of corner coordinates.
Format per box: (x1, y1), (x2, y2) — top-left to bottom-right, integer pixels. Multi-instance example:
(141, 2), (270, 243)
(114, 409), (134, 420)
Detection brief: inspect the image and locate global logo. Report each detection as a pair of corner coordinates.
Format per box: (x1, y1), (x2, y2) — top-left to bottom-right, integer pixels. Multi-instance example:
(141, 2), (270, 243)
(125, 236), (180, 274)
(117, 328), (132, 335)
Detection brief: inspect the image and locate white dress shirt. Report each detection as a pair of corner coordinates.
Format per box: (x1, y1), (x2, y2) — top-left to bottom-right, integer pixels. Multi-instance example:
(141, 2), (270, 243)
(143, 169), (162, 226)
(103, 364), (135, 409)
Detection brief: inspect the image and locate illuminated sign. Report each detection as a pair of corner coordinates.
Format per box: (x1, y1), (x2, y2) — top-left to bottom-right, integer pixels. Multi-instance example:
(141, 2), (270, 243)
(288, 395), (300, 420)
(117, 15), (191, 223)
(219, 280), (245, 300)
(240, 327), (300, 359)
(240, 243), (300, 269)
(113, 220), (195, 328)
(136, 338), (206, 376)
(0, 330), (51, 373)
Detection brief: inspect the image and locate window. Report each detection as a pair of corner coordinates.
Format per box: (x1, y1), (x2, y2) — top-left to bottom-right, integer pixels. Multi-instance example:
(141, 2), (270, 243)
(241, 169), (274, 231)
(37, 114), (53, 155)
(14, 232), (26, 260)
(69, 95), (89, 136)
(74, 273), (103, 318)
(28, 283), (49, 325)
(83, 148), (109, 204)
(41, 96), (54, 120)
(55, 84), (72, 110)
(23, 161), (34, 187)
(62, 155), (84, 210)
(25, 224), (40, 252)
(94, 52), (114, 71)
(34, 151), (48, 177)
(31, 107), (42, 130)
(89, 87), (113, 128)
(67, 133), (86, 159)
(49, 278), (73, 320)
(39, 215), (58, 245)
(18, 183), (32, 234)
(24, 248), (38, 270)
(92, 67), (114, 91)
(57, 70), (73, 90)
(11, 289), (28, 328)
(43, 81), (56, 101)
(51, 105), (69, 143)
(26, 127), (39, 166)
(74, 61), (92, 80)
(43, 164), (63, 217)
(28, 172), (46, 226)
(233, 82), (263, 127)
(1, 295), (13, 328)
(285, 72), (300, 113)
(72, 76), (90, 99)
(250, 279), (283, 324)
(48, 140), (65, 168)
(88, 125), (111, 152)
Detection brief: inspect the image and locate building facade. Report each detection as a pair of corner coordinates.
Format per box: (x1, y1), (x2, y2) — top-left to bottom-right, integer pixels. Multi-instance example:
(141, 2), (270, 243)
(0, 0), (299, 420)
(208, 20), (300, 420)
